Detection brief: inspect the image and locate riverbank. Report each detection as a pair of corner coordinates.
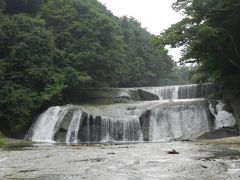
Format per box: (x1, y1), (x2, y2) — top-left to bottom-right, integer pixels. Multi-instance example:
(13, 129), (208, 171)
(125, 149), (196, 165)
(0, 137), (33, 150)
(0, 138), (4, 148)
(0, 132), (5, 148)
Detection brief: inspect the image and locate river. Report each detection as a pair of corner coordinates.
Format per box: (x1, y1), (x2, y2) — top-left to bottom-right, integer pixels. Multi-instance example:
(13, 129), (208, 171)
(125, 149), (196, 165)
(1, 141), (240, 179)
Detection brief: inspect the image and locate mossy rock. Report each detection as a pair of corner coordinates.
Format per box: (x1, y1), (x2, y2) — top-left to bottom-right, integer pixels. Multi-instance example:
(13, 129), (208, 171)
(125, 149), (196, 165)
(0, 132), (6, 148)
(1, 138), (33, 150)
(0, 138), (5, 148)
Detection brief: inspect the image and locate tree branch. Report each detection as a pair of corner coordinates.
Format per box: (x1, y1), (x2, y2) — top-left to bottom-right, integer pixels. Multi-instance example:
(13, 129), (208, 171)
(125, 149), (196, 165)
(223, 29), (240, 58)
(216, 43), (240, 71)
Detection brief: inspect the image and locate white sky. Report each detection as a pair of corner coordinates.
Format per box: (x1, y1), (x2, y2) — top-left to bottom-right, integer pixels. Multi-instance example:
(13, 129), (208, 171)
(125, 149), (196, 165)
(98, 0), (183, 61)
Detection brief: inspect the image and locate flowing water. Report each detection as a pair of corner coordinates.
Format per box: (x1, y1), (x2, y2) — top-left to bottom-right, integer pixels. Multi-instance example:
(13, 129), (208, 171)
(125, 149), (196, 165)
(29, 106), (69, 142)
(149, 103), (209, 141)
(139, 83), (213, 100)
(66, 110), (82, 143)
(26, 84), (234, 144)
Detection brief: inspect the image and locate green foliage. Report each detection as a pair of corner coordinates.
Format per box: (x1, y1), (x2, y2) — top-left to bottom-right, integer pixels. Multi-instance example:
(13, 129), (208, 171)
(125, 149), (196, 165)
(0, 132), (5, 147)
(4, 0), (45, 14)
(0, 138), (4, 147)
(167, 65), (197, 85)
(118, 17), (174, 86)
(157, 0), (240, 88)
(0, 0), (174, 135)
(0, 0), (5, 11)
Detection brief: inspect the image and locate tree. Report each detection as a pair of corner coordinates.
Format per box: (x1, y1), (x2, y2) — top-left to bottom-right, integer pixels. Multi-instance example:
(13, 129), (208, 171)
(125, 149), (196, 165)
(118, 17), (174, 86)
(4, 0), (45, 14)
(157, 0), (240, 88)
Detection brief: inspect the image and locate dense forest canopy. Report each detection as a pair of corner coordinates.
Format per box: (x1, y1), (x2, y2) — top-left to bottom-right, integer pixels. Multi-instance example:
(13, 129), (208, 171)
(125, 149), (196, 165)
(157, 0), (240, 88)
(0, 0), (178, 135)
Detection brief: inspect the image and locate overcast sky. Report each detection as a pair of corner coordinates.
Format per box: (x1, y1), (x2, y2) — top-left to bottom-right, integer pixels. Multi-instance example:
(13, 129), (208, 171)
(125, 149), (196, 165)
(98, 0), (183, 60)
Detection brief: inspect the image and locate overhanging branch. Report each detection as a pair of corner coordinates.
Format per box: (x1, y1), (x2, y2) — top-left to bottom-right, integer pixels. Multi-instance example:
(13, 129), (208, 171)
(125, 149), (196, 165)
(216, 43), (240, 71)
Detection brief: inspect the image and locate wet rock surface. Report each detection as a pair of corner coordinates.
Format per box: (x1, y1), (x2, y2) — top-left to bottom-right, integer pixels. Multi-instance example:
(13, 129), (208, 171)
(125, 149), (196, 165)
(198, 128), (240, 139)
(1, 141), (240, 180)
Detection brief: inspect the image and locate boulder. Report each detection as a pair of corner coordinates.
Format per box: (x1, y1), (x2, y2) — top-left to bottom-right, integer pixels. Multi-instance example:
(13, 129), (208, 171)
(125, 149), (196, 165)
(139, 110), (151, 141)
(137, 89), (159, 101)
(54, 128), (67, 142)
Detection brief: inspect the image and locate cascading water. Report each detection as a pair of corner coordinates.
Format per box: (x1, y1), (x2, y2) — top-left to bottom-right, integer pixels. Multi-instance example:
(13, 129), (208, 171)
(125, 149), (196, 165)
(149, 100), (210, 141)
(66, 110), (82, 143)
(141, 83), (213, 99)
(28, 106), (68, 142)
(27, 84), (234, 143)
(178, 83), (213, 99)
(98, 117), (143, 142)
(28, 104), (144, 143)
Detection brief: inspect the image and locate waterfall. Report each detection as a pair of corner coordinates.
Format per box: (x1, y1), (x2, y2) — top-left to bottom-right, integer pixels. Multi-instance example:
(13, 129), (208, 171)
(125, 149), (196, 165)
(149, 102), (210, 141)
(27, 83), (235, 143)
(76, 115), (143, 143)
(66, 110), (82, 143)
(141, 84), (212, 100)
(100, 117), (143, 142)
(28, 105), (144, 143)
(178, 84), (213, 99)
(29, 106), (68, 142)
